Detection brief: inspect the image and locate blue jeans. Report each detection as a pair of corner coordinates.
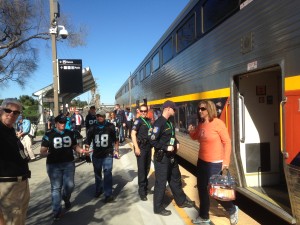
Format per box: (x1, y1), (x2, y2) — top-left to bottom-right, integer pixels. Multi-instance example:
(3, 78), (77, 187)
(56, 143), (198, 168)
(197, 159), (235, 219)
(46, 162), (75, 214)
(92, 156), (113, 197)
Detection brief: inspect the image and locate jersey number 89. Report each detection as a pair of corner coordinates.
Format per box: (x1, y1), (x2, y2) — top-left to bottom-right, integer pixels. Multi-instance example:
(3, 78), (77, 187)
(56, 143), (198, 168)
(53, 136), (72, 149)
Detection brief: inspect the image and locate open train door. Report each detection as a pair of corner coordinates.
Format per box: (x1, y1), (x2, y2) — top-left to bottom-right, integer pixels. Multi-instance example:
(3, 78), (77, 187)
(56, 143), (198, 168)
(232, 66), (294, 222)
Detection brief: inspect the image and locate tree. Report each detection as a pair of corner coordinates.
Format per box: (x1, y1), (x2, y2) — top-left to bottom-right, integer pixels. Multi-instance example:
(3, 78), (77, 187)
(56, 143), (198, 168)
(0, 0), (86, 87)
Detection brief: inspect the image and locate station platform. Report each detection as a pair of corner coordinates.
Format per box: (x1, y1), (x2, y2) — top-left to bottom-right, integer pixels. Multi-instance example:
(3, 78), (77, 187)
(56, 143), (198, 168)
(26, 136), (258, 225)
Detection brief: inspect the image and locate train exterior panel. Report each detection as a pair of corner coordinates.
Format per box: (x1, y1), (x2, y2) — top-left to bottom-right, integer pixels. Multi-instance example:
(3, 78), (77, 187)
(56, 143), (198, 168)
(116, 0), (300, 224)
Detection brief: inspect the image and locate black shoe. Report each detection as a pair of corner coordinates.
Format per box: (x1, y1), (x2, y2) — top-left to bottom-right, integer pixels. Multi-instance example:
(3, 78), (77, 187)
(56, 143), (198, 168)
(155, 209), (172, 216)
(53, 209), (62, 221)
(94, 190), (103, 198)
(65, 200), (71, 210)
(140, 195), (147, 201)
(104, 196), (114, 203)
(178, 199), (195, 208)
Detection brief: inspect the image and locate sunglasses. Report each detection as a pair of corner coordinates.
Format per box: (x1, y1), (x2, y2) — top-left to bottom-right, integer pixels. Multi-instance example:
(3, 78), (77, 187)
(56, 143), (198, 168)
(96, 114), (105, 117)
(58, 121), (66, 124)
(3, 108), (21, 115)
(140, 110), (148, 113)
(198, 107), (207, 111)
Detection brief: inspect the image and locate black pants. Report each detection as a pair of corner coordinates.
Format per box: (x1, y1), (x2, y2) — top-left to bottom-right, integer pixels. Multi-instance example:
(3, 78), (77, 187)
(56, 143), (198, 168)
(136, 144), (152, 197)
(75, 125), (81, 133)
(153, 153), (186, 213)
(125, 121), (132, 138)
(197, 159), (235, 219)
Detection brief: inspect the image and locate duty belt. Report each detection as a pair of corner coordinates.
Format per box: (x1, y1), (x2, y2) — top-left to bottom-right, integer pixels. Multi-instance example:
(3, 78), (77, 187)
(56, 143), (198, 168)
(0, 172), (31, 182)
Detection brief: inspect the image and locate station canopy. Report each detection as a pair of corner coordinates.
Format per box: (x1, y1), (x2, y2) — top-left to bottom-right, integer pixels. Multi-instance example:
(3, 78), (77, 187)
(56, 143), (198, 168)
(33, 67), (95, 104)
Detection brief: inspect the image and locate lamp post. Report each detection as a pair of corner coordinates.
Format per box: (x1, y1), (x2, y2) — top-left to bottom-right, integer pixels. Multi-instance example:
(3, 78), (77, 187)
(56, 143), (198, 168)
(50, 0), (59, 116)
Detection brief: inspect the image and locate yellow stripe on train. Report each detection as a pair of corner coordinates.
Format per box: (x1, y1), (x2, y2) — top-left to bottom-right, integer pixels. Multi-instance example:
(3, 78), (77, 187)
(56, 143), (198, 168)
(146, 87), (230, 106)
(285, 76), (300, 91)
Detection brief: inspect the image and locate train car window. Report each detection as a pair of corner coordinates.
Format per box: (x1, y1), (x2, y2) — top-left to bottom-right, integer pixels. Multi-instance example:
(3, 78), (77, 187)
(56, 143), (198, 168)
(139, 68), (144, 81)
(135, 74), (138, 85)
(162, 38), (173, 64)
(177, 14), (196, 53)
(152, 52), (160, 72)
(203, 0), (239, 32)
(145, 61), (151, 78)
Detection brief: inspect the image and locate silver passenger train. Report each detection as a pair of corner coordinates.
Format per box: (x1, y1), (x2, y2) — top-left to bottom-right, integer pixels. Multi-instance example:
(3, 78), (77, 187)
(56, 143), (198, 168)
(115, 0), (300, 223)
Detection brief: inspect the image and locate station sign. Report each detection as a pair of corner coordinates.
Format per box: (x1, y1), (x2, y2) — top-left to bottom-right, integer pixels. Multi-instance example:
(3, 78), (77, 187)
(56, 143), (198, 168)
(58, 59), (83, 94)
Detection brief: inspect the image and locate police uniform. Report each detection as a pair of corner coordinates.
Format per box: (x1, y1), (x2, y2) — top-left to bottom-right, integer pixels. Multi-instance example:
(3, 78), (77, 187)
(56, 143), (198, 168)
(41, 128), (77, 216)
(132, 116), (152, 199)
(0, 121), (31, 225)
(150, 115), (188, 214)
(85, 120), (117, 199)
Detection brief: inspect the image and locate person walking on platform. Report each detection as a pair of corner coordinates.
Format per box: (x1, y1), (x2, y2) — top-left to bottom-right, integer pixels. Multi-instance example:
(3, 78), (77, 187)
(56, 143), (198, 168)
(72, 109), (84, 133)
(85, 110), (119, 203)
(0, 98), (31, 225)
(108, 112), (120, 159)
(40, 114), (88, 221)
(188, 100), (238, 225)
(85, 106), (97, 135)
(150, 100), (195, 216)
(16, 115), (36, 161)
(125, 107), (133, 139)
(114, 104), (126, 143)
(131, 104), (152, 201)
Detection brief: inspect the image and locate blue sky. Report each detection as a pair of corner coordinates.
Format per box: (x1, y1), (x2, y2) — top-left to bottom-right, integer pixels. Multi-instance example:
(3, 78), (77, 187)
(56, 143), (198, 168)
(0, 0), (189, 104)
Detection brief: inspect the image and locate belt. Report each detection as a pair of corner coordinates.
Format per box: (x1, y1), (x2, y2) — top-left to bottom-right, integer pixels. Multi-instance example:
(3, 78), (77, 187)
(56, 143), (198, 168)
(0, 174), (30, 182)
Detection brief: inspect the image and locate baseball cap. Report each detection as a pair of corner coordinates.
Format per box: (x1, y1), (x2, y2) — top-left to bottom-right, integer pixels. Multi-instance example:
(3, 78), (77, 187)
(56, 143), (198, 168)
(96, 110), (106, 117)
(55, 114), (67, 123)
(162, 100), (177, 110)
(17, 115), (23, 121)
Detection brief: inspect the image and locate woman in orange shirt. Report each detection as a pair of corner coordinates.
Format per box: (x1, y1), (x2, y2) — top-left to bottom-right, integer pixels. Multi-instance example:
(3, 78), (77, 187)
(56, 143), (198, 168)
(188, 100), (238, 225)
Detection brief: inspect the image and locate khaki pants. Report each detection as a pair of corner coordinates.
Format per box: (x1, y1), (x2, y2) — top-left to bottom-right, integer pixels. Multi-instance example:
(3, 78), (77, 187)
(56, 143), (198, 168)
(0, 180), (30, 225)
(21, 135), (35, 160)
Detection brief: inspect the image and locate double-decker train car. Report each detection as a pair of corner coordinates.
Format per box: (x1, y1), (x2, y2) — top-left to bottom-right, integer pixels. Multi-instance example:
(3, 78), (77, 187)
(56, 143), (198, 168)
(115, 0), (300, 223)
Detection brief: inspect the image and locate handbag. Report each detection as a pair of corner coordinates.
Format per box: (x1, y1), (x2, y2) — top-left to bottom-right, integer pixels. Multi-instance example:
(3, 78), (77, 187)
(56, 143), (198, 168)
(208, 168), (236, 201)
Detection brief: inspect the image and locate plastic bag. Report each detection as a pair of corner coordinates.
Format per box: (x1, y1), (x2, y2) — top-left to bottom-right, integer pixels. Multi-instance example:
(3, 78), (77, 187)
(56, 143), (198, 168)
(208, 169), (236, 201)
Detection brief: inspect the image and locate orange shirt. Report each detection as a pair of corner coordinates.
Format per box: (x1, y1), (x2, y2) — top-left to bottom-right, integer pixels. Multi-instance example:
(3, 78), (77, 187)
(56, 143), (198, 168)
(189, 118), (231, 166)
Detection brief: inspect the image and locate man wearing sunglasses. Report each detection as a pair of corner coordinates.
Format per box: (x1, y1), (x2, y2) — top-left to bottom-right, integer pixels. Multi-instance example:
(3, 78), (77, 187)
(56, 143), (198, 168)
(85, 110), (119, 203)
(150, 100), (195, 216)
(131, 104), (153, 201)
(0, 98), (31, 225)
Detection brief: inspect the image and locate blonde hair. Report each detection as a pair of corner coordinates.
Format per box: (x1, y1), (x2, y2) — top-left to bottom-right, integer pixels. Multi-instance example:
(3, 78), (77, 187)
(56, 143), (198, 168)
(198, 100), (217, 122)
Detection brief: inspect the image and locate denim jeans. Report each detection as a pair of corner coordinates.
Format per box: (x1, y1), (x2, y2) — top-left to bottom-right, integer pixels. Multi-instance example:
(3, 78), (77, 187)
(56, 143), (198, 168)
(46, 162), (75, 214)
(197, 159), (235, 219)
(92, 156), (113, 197)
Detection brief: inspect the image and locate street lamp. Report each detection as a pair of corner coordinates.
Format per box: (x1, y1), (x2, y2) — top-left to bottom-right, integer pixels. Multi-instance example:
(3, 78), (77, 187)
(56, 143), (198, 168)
(49, 0), (68, 116)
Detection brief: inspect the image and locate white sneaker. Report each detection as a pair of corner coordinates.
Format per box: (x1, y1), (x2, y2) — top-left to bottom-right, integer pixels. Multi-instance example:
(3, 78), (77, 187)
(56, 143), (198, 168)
(230, 205), (239, 225)
(192, 216), (211, 224)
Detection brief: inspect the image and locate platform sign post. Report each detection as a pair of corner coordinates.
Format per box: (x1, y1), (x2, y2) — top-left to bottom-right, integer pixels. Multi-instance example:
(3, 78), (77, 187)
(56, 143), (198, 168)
(58, 59), (83, 94)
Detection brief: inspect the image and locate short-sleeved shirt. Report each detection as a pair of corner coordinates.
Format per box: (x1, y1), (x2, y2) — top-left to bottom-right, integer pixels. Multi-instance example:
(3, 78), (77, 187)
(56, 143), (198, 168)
(0, 121), (30, 177)
(132, 117), (152, 141)
(41, 129), (77, 164)
(85, 113), (97, 130)
(86, 121), (117, 158)
(150, 116), (179, 151)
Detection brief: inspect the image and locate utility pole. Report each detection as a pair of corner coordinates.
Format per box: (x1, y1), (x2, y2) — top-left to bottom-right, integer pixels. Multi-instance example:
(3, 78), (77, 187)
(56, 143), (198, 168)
(50, 0), (59, 116)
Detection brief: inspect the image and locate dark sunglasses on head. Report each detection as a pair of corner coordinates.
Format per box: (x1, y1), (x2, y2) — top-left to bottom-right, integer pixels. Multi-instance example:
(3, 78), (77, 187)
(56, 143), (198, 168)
(140, 110), (148, 113)
(198, 107), (207, 111)
(3, 108), (21, 115)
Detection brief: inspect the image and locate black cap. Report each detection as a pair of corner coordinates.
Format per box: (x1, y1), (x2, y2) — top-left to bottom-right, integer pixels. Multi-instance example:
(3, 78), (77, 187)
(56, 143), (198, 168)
(162, 100), (177, 109)
(55, 114), (67, 123)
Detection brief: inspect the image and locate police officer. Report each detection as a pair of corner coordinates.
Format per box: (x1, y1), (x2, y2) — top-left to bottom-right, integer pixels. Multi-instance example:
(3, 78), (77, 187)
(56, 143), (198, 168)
(131, 104), (152, 201)
(40, 114), (87, 220)
(85, 110), (119, 203)
(150, 100), (195, 216)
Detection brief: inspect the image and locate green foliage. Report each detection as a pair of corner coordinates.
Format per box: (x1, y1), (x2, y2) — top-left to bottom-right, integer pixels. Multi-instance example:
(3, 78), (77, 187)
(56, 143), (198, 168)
(19, 95), (39, 123)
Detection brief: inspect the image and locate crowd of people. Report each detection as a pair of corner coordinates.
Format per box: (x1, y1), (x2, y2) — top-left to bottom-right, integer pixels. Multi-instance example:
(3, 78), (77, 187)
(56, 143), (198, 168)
(0, 99), (238, 225)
